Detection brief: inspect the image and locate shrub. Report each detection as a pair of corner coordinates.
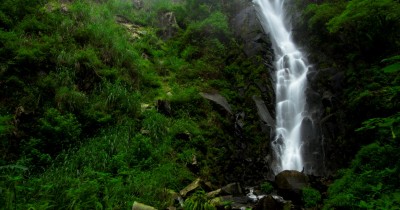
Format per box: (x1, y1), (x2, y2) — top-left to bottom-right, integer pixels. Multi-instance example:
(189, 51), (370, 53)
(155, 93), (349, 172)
(302, 187), (321, 208)
(184, 190), (216, 210)
(260, 182), (274, 194)
(142, 110), (169, 142)
(39, 108), (82, 153)
(0, 115), (12, 136)
(16, 124), (193, 209)
(323, 142), (400, 209)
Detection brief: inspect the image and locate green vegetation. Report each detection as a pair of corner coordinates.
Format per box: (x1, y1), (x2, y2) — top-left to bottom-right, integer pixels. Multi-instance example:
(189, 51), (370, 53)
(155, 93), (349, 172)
(0, 0), (269, 208)
(260, 182), (274, 194)
(1, 0), (399, 209)
(294, 0), (400, 209)
(302, 187), (321, 208)
(323, 142), (400, 209)
(183, 190), (216, 210)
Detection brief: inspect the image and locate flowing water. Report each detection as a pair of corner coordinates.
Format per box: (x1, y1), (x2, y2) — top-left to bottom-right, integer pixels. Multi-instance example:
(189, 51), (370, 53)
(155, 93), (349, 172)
(253, 0), (311, 173)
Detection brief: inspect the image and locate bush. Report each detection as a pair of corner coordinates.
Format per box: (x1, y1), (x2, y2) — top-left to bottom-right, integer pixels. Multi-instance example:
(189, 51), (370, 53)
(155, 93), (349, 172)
(184, 190), (216, 210)
(0, 115), (12, 136)
(142, 110), (169, 142)
(302, 187), (321, 208)
(16, 124), (193, 209)
(323, 142), (400, 209)
(39, 108), (82, 153)
(260, 182), (274, 194)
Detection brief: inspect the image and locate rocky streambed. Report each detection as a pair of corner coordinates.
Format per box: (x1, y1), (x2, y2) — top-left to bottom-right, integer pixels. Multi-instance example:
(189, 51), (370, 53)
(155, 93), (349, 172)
(132, 170), (330, 210)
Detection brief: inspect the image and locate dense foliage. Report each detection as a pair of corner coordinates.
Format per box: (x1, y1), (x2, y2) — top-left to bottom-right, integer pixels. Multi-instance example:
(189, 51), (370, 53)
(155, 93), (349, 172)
(1, 0), (399, 209)
(294, 0), (400, 209)
(0, 0), (270, 208)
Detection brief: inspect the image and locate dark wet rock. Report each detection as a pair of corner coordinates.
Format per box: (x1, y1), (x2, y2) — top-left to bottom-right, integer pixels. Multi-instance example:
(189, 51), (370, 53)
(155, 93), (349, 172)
(254, 195), (292, 210)
(300, 117), (325, 175)
(157, 99), (171, 115)
(200, 92), (232, 114)
(306, 69), (318, 84)
(235, 112), (246, 139)
(212, 195), (255, 210)
(231, 5), (272, 57)
(322, 91), (334, 108)
(252, 96), (275, 128)
(275, 170), (309, 190)
(275, 170), (309, 203)
(305, 88), (322, 110)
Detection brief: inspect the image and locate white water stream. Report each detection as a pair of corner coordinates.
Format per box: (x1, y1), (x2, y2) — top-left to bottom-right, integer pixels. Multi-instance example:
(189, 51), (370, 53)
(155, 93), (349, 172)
(253, 0), (310, 173)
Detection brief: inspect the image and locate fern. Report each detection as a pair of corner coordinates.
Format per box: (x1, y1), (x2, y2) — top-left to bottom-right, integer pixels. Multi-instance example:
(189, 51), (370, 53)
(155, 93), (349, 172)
(184, 191), (216, 210)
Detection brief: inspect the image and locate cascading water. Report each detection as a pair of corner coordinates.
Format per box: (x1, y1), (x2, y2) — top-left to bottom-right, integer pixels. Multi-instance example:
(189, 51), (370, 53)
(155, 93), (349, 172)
(253, 0), (311, 174)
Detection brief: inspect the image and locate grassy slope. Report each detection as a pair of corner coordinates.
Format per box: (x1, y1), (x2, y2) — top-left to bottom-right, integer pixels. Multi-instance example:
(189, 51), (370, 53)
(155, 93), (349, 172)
(0, 0), (269, 209)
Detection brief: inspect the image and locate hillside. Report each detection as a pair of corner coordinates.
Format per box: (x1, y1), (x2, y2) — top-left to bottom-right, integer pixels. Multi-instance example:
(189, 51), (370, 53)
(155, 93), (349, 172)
(0, 0), (399, 209)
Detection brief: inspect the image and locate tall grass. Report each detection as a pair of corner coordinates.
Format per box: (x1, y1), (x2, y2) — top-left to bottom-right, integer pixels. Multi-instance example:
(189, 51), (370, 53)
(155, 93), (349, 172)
(9, 123), (193, 209)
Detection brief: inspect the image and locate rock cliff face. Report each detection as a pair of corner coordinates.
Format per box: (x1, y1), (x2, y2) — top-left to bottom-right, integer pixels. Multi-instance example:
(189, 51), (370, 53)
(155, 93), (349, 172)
(231, 5), (272, 59)
(288, 5), (346, 175)
(305, 67), (345, 174)
(216, 0), (275, 185)
(228, 0), (344, 178)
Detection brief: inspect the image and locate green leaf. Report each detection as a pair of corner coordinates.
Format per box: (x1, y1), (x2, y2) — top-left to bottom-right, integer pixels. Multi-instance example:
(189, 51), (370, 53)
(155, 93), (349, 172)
(382, 63), (400, 73)
(381, 55), (400, 63)
(0, 165), (28, 171)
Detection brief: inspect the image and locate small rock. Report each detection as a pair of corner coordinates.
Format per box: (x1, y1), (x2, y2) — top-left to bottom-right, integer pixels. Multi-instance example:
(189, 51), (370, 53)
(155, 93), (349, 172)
(60, 4), (69, 13)
(180, 178), (211, 197)
(207, 189), (222, 198)
(210, 195), (234, 206)
(132, 0), (144, 9)
(132, 201), (157, 210)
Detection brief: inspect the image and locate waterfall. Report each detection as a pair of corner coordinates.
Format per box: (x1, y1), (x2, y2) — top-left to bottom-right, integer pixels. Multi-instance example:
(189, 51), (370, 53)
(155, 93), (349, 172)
(253, 0), (311, 174)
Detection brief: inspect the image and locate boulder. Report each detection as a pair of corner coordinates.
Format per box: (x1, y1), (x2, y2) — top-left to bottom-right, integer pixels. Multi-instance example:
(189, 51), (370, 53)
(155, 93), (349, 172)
(179, 178), (211, 197)
(275, 170), (309, 190)
(275, 170), (309, 203)
(132, 201), (157, 210)
(254, 195), (292, 210)
(255, 195), (278, 210)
